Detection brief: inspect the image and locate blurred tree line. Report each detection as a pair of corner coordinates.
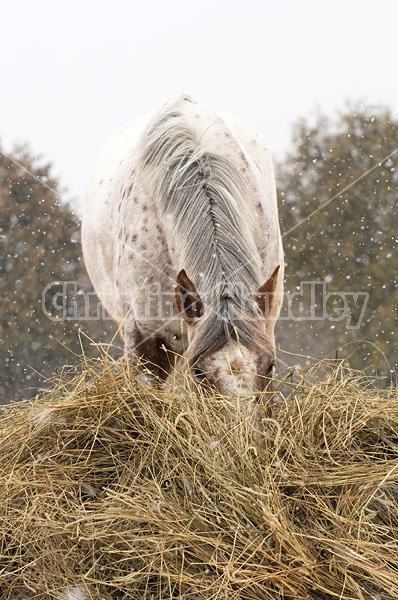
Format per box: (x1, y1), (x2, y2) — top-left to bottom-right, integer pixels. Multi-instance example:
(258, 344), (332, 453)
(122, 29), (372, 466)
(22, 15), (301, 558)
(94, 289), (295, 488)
(0, 103), (396, 402)
(276, 105), (397, 385)
(0, 146), (113, 403)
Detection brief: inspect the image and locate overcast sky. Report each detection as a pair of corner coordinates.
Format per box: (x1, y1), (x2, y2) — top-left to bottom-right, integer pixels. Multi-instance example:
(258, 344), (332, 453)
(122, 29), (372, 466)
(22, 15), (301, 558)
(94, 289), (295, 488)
(2, 0), (397, 210)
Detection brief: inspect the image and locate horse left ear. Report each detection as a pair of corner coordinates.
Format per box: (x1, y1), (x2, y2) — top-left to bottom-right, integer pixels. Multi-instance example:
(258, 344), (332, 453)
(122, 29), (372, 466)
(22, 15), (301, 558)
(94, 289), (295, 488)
(254, 265), (280, 317)
(174, 269), (204, 324)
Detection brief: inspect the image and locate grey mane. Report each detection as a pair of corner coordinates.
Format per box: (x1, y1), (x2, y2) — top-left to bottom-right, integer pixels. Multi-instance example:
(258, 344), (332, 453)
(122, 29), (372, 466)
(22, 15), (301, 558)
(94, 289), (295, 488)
(139, 96), (267, 362)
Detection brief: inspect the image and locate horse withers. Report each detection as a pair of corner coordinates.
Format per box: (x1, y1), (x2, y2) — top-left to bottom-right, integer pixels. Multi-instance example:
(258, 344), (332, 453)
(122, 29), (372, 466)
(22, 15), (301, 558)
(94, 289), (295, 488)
(82, 95), (284, 398)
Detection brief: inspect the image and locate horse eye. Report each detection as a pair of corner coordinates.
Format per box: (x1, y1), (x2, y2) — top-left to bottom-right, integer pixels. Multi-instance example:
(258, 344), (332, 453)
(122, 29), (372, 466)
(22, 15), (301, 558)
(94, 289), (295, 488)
(266, 361), (276, 375)
(193, 366), (207, 381)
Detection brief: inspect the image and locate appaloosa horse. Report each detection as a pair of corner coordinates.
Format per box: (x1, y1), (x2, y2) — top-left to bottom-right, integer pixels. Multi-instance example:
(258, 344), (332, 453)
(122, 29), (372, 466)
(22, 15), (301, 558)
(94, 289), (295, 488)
(82, 95), (284, 397)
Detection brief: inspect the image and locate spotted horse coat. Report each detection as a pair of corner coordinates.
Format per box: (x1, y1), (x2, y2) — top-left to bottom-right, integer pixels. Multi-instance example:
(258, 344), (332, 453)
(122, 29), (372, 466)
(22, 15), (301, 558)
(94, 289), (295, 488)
(82, 94), (284, 396)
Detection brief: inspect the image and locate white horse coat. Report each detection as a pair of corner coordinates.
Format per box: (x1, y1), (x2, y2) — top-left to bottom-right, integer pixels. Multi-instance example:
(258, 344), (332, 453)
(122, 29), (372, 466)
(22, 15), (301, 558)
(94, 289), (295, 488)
(82, 95), (283, 388)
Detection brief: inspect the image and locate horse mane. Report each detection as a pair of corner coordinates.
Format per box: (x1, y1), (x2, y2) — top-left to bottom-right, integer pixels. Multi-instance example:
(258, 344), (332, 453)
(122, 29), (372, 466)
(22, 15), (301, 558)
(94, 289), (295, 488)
(139, 95), (267, 360)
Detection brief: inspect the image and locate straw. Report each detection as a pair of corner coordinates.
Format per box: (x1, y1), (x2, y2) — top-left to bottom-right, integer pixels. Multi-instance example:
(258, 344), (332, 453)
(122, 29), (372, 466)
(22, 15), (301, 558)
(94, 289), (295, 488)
(0, 354), (397, 599)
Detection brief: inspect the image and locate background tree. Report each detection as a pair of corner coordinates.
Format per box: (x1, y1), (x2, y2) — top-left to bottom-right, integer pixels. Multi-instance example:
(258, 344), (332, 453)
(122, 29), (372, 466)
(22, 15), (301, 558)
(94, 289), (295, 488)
(0, 145), (113, 403)
(276, 105), (398, 384)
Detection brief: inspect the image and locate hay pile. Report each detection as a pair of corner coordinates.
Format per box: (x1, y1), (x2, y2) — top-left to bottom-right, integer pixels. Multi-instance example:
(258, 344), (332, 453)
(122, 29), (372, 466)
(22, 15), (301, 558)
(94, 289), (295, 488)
(1, 357), (398, 600)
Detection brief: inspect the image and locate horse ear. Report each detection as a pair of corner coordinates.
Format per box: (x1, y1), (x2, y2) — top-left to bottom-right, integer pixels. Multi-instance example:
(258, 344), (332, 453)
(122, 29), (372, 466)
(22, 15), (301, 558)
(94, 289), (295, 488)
(174, 269), (204, 324)
(254, 265), (280, 317)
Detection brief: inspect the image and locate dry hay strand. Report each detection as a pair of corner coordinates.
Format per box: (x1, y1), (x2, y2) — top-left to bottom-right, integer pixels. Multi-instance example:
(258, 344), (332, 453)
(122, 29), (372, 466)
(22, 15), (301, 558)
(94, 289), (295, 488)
(0, 356), (398, 600)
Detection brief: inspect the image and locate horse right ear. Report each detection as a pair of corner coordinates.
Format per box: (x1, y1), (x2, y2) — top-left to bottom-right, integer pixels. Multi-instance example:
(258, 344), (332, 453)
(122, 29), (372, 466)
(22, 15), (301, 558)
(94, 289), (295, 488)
(174, 269), (204, 324)
(254, 265), (280, 318)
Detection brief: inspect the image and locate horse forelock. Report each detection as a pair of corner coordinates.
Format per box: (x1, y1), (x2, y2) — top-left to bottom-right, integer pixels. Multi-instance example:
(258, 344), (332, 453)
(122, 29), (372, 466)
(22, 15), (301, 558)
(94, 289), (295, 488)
(187, 298), (273, 367)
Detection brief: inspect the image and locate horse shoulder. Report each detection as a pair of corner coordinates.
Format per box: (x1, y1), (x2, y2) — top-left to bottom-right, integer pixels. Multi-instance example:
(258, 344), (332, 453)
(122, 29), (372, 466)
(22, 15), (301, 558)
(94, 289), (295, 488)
(83, 114), (153, 322)
(86, 114), (151, 207)
(215, 110), (275, 182)
(216, 110), (284, 291)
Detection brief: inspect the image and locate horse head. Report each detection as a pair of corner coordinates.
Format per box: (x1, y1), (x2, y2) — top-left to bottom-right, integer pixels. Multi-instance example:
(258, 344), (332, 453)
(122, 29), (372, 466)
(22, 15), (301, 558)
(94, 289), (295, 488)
(174, 267), (280, 399)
